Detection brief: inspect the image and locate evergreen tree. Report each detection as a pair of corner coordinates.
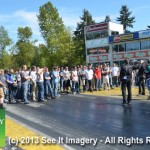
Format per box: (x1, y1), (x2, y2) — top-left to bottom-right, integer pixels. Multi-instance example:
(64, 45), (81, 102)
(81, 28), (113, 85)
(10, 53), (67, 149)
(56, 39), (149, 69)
(117, 5), (135, 32)
(74, 9), (95, 64)
(104, 15), (111, 22)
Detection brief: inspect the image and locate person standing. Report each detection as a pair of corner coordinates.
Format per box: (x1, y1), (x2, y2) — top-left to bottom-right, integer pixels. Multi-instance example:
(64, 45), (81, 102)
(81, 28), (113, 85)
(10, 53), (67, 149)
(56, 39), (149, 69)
(63, 67), (71, 93)
(85, 64), (94, 92)
(0, 70), (6, 108)
(137, 60), (145, 96)
(112, 63), (119, 87)
(144, 60), (150, 100)
(43, 67), (55, 99)
(94, 65), (101, 91)
(36, 67), (45, 102)
(120, 59), (133, 104)
(30, 66), (37, 101)
(71, 67), (79, 94)
(20, 65), (31, 104)
(52, 66), (60, 97)
(102, 64), (110, 90)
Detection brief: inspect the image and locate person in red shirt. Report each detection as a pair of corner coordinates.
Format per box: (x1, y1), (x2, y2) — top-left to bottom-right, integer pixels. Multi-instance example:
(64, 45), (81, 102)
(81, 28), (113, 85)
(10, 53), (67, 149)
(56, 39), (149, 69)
(94, 65), (102, 91)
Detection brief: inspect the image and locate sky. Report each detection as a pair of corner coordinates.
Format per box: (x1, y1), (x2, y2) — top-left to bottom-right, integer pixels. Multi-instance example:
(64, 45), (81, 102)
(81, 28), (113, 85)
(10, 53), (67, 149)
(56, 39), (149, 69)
(0, 0), (150, 45)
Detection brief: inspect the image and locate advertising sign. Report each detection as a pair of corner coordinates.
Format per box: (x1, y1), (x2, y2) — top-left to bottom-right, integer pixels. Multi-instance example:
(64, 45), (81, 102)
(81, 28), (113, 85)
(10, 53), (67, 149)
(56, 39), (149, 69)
(85, 23), (108, 33)
(139, 30), (150, 39)
(86, 38), (108, 48)
(113, 50), (150, 60)
(87, 54), (109, 63)
(0, 109), (5, 148)
(109, 32), (139, 43)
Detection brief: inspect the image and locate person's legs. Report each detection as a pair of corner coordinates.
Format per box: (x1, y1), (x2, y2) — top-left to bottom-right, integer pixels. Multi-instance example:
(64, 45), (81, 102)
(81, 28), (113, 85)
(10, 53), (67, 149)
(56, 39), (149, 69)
(121, 79), (127, 104)
(48, 82), (54, 98)
(0, 88), (4, 108)
(22, 82), (29, 103)
(54, 82), (59, 97)
(127, 79), (132, 103)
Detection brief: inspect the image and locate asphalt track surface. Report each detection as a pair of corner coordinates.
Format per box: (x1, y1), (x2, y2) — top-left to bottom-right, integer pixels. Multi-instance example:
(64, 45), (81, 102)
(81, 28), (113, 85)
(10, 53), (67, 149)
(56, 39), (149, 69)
(5, 93), (150, 150)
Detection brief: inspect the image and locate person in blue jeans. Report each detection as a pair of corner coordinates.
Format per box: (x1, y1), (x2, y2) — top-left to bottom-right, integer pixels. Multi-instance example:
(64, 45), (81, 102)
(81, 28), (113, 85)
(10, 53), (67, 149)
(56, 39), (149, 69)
(52, 67), (60, 97)
(20, 65), (31, 104)
(36, 67), (45, 102)
(43, 67), (55, 99)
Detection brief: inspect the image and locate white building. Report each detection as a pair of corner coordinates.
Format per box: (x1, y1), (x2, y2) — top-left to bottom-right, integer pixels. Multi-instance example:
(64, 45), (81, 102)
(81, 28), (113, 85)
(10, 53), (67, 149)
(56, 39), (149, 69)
(84, 22), (123, 66)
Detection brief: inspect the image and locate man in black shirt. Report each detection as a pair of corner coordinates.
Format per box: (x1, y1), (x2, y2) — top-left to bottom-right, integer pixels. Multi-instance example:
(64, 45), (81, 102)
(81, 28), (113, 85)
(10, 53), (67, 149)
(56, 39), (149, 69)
(120, 59), (133, 104)
(137, 60), (145, 96)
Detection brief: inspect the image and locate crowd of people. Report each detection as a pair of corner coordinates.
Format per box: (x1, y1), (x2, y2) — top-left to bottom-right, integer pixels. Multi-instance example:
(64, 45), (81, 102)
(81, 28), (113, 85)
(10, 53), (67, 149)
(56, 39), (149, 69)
(0, 59), (150, 108)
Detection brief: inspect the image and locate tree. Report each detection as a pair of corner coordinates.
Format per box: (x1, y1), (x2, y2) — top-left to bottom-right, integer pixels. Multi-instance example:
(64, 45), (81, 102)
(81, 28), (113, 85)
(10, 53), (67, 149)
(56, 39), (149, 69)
(74, 9), (95, 64)
(104, 15), (111, 22)
(17, 27), (32, 42)
(37, 1), (76, 68)
(0, 26), (12, 68)
(13, 27), (36, 67)
(116, 5), (135, 32)
(37, 2), (64, 52)
(147, 25), (150, 29)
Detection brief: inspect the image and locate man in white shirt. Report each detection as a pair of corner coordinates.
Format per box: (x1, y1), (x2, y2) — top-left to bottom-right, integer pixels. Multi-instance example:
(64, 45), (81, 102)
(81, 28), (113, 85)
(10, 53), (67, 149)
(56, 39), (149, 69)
(71, 67), (79, 94)
(111, 63), (119, 87)
(85, 64), (93, 92)
(30, 66), (37, 101)
(63, 67), (71, 93)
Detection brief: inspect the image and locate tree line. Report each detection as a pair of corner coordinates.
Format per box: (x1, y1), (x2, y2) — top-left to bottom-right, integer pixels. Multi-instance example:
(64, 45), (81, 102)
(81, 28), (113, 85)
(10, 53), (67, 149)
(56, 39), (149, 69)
(0, 2), (143, 69)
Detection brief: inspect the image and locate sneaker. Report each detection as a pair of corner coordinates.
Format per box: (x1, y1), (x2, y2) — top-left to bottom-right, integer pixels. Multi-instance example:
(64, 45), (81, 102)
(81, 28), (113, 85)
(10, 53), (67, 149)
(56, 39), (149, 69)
(51, 97), (56, 99)
(137, 94), (142, 96)
(142, 93), (145, 95)
(56, 94), (60, 97)
(4, 99), (8, 103)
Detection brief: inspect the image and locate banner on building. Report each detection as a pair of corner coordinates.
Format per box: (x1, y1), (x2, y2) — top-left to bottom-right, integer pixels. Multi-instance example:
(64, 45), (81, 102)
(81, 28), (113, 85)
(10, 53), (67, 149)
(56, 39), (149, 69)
(109, 32), (139, 43)
(113, 50), (150, 60)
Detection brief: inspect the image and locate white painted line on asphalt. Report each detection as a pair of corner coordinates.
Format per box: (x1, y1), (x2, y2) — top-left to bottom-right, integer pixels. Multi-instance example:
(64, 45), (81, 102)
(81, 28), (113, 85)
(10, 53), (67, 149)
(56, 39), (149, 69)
(6, 115), (76, 150)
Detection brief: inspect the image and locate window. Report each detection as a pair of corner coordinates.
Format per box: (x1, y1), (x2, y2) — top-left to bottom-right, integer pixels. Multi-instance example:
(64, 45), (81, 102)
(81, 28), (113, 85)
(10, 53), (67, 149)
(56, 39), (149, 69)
(112, 45), (118, 52)
(112, 44), (125, 53)
(87, 48), (98, 55)
(98, 46), (109, 54)
(111, 31), (119, 36)
(119, 44), (125, 52)
(126, 42), (140, 51)
(141, 40), (150, 50)
(92, 30), (108, 39)
(86, 33), (93, 40)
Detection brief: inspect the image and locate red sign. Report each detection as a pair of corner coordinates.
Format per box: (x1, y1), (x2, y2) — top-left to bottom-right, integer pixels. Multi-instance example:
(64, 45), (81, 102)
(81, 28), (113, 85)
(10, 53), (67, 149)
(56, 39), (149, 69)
(88, 54), (109, 62)
(85, 23), (108, 33)
(113, 50), (150, 60)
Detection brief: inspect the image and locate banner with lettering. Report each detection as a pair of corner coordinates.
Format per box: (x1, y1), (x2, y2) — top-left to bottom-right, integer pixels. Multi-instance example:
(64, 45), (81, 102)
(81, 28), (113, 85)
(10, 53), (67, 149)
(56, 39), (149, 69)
(109, 32), (139, 43)
(87, 54), (109, 63)
(113, 50), (150, 60)
(0, 109), (5, 148)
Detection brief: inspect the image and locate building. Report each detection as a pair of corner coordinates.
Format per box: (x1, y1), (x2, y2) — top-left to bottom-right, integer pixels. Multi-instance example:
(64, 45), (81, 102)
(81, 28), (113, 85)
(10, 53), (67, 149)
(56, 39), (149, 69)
(84, 22), (124, 66)
(109, 30), (150, 66)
